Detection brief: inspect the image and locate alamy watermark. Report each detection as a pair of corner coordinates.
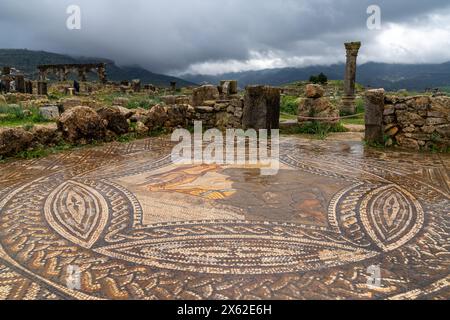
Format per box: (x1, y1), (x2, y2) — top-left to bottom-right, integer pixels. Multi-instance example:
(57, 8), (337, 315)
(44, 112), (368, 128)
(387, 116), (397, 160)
(66, 265), (81, 290)
(367, 5), (382, 30)
(171, 121), (280, 176)
(66, 5), (81, 30)
(367, 265), (382, 289)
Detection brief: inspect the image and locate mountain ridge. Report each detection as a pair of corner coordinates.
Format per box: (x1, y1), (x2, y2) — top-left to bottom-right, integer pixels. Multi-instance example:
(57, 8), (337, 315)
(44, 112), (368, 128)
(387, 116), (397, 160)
(0, 49), (196, 87)
(183, 61), (450, 91)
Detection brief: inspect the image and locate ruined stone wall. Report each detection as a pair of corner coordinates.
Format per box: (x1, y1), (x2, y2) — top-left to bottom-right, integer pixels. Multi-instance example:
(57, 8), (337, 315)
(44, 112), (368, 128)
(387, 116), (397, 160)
(383, 95), (450, 150)
(159, 98), (244, 130)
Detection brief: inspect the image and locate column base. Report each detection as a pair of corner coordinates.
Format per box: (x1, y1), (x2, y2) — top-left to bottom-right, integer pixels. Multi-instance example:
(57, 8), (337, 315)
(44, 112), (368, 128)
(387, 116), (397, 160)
(341, 96), (356, 114)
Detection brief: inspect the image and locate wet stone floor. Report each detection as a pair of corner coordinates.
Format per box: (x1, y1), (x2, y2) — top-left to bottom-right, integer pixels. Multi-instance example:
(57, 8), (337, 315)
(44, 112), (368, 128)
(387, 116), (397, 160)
(0, 136), (449, 300)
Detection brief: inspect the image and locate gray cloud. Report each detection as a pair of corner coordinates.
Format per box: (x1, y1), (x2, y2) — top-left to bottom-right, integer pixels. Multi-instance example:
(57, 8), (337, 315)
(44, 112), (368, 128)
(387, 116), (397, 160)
(1, 0), (449, 75)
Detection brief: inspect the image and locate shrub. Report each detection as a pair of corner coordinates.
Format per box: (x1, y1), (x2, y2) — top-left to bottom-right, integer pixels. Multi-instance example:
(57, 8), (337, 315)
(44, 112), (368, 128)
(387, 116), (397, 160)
(281, 96), (299, 115)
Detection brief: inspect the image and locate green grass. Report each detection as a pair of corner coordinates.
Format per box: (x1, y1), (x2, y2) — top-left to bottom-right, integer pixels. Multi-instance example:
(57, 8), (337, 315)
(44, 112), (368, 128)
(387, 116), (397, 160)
(127, 96), (162, 110)
(117, 133), (138, 143)
(280, 113), (297, 121)
(93, 92), (163, 110)
(5, 141), (73, 161)
(281, 121), (348, 140)
(339, 97), (365, 125)
(280, 95), (299, 115)
(0, 104), (52, 127)
(341, 118), (365, 125)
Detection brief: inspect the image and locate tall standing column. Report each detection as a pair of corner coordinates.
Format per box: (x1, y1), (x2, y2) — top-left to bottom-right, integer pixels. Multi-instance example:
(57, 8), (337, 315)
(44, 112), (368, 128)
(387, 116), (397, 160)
(15, 74), (25, 93)
(37, 81), (48, 96)
(1, 66), (11, 92)
(98, 64), (107, 84)
(78, 68), (87, 82)
(170, 81), (177, 92)
(342, 42), (361, 114)
(38, 69), (47, 81)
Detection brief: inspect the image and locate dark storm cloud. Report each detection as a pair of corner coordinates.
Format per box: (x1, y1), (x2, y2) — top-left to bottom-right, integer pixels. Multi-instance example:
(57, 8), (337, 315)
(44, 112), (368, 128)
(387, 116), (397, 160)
(0, 0), (449, 74)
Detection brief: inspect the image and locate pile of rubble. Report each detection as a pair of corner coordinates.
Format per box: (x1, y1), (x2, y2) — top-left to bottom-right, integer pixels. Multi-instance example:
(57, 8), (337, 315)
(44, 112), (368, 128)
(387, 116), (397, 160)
(297, 84), (340, 124)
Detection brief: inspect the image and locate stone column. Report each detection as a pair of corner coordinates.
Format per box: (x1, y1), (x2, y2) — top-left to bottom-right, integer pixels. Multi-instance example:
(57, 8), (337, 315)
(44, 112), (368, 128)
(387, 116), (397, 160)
(78, 68), (87, 82)
(37, 81), (48, 96)
(38, 69), (47, 81)
(1, 77), (10, 92)
(63, 67), (69, 81)
(243, 85), (281, 130)
(25, 80), (33, 94)
(1, 67), (11, 92)
(342, 42), (361, 114)
(56, 68), (64, 82)
(98, 64), (107, 84)
(15, 74), (25, 93)
(132, 79), (141, 92)
(364, 89), (385, 145)
(170, 81), (177, 91)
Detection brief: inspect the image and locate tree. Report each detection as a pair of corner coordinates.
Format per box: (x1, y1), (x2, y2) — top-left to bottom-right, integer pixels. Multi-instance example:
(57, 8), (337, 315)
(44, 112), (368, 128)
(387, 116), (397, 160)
(317, 72), (328, 84)
(309, 73), (328, 85)
(309, 75), (318, 83)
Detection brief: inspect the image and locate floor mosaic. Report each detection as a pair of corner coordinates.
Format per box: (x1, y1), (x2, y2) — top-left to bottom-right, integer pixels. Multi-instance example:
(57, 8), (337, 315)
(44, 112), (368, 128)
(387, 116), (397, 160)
(0, 136), (448, 300)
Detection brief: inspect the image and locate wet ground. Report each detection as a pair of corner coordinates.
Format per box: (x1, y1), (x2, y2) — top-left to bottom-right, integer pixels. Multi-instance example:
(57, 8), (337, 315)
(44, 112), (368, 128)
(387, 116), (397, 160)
(0, 135), (448, 300)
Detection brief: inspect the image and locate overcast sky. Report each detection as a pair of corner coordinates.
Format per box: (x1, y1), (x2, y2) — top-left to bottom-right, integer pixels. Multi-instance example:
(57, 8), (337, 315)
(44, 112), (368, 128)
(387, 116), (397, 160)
(1, 0), (450, 75)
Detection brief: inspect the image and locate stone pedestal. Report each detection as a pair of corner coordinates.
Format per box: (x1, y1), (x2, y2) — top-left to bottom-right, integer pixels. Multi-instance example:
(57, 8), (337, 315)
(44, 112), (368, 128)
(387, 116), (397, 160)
(342, 42), (361, 114)
(37, 81), (48, 96)
(242, 85), (281, 130)
(364, 89), (385, 144)
(15, 75), (25, 93)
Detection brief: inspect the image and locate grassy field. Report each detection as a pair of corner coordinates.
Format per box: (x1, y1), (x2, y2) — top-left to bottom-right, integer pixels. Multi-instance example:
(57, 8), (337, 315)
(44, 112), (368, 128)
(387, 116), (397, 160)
(340, 97), (365, 125)
(0, 104), (53, 127)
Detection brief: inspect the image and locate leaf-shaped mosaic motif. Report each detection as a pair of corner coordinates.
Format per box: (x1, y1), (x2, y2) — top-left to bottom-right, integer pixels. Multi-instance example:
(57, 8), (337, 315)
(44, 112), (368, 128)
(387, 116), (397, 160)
(44, 181), (108, 248)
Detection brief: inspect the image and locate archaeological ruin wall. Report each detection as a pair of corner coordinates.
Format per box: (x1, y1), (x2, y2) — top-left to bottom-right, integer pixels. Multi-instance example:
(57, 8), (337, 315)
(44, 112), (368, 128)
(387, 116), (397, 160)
(365, 89), (450, 150)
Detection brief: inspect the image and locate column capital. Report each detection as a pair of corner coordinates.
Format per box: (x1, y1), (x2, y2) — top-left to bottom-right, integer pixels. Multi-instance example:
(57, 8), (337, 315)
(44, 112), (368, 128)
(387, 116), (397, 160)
(345, 42), (361, 56)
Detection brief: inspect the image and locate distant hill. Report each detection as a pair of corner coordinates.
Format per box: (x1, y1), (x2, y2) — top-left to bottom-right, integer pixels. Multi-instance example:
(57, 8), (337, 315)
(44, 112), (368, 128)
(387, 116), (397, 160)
(183, 62), (450, 91)
(0, 49), (196, 87)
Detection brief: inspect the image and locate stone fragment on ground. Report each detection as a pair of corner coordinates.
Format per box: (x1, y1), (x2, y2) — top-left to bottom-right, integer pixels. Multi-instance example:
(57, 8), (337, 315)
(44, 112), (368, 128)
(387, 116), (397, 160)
(97, 106), (129, 135)
(39, 105), (60, 120)
(57, 106), (106, 144)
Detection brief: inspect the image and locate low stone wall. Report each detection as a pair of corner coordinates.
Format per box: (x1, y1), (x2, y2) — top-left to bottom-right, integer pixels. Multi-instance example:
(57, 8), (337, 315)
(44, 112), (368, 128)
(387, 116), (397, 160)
(157, 94), (244, 129)
(365, 89), (450, 150)
(383, 95), (450, 150)
(0, 84), (281, 158)
(0, 100), (245, 158)
(189, 98), (244, 129)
